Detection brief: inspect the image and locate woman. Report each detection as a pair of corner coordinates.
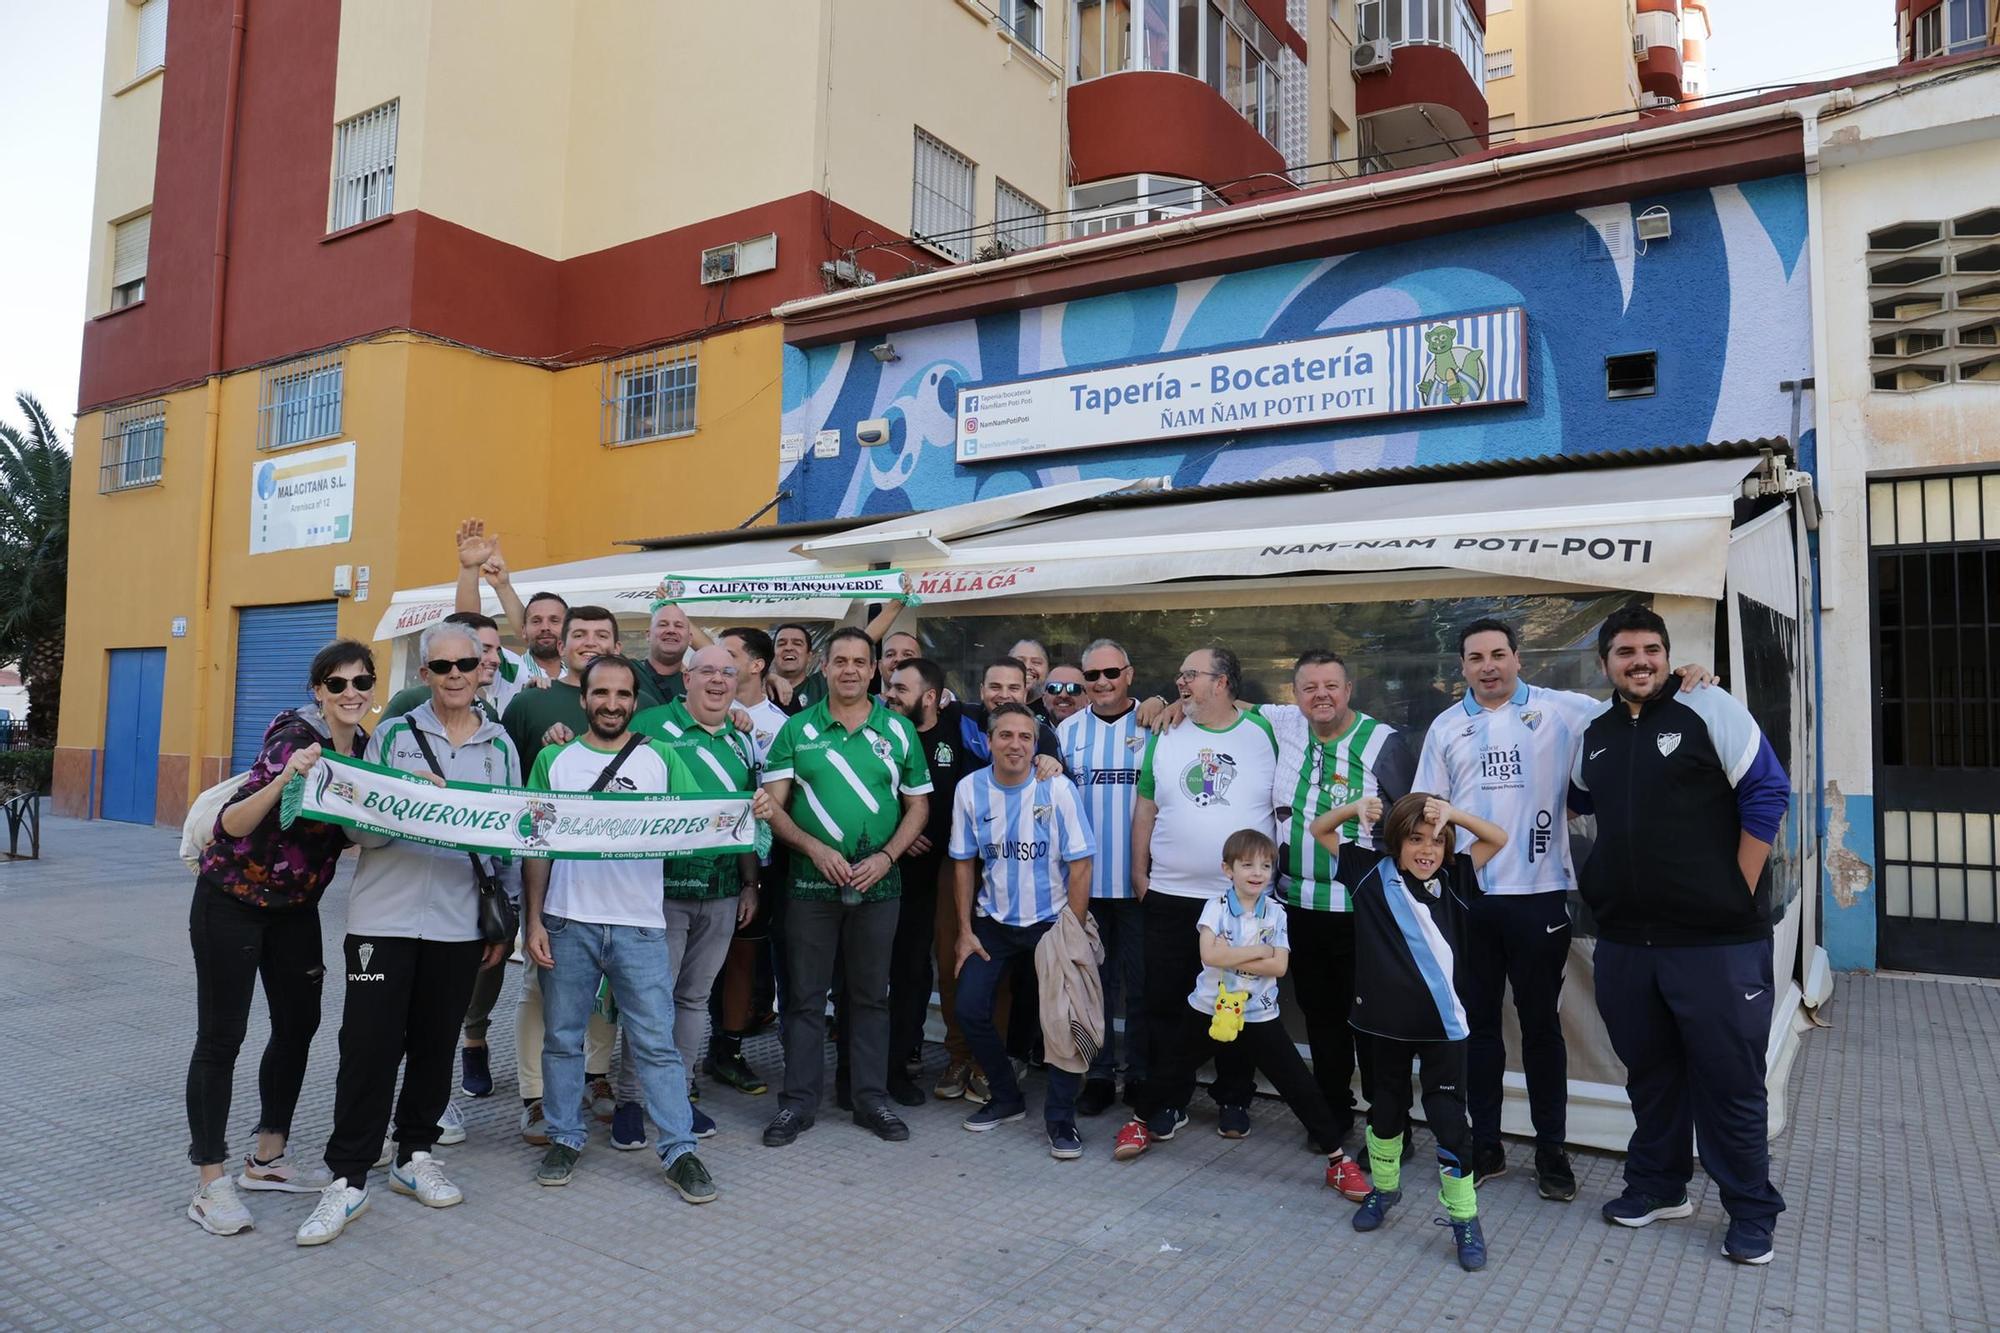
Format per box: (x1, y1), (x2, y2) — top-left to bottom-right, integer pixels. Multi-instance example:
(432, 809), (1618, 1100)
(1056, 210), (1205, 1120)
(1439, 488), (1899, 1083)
(296, 622), (516, 1248)
(186, 640), (375, 1236)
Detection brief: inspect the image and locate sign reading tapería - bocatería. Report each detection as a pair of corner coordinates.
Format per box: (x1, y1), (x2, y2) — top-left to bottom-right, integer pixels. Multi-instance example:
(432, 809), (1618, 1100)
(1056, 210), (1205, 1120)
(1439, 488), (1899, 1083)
(955, 308), (1526, 464)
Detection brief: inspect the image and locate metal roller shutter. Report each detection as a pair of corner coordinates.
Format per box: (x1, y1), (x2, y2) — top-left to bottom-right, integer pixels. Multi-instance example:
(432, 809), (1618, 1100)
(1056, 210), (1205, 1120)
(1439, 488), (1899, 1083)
(231, 602), (339, 774)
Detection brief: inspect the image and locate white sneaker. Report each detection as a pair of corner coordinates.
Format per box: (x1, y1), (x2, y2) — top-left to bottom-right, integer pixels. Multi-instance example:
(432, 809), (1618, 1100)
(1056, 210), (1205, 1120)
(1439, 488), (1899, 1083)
(187, 1176), (253, 1235)
(438, 1098), (467, 1146)
(295, 1178), (369, 1246)
(389, 1151), (464, 1208)
(238, 1152), (332, 1194)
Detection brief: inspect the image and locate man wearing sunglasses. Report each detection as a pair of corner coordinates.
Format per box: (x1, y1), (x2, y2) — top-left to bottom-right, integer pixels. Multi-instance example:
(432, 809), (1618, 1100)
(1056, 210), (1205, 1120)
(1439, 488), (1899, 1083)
(1041, 666), (1088, 724)
(1057, 640), (1149, 1118)
(382, 612), (509, 726)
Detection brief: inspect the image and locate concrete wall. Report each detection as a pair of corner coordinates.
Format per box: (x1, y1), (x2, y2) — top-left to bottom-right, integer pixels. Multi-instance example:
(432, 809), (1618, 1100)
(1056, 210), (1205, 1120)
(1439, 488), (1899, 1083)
(84, 0), (165, 319)
(1484, 0), (1642, 145)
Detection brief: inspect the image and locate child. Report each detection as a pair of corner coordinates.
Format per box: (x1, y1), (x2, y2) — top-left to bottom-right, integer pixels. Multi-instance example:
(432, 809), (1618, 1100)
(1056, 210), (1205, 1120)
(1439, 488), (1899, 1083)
(1312, 791), (1507, 1273)
(1113, 829), (1369, 1196)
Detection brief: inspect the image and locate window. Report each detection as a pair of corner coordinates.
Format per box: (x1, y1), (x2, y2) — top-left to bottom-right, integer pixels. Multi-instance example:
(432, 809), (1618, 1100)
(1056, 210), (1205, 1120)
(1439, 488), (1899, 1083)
(1002, 0), (1044, 51)
(1869, 207), (2000, 391)
(602, 344), (698, 445)
(135, 0), (168, 74)
(1074, 0), (1132, 78)
(330, 101), (399, 232)
(912, 128), (976, 262)
(1358, 0), (1483, 87)
(1605, 351), (1657, 399)
(110, 212), (150, 310)
(1068, 173), (1218, 237)
(1073, 0), (1283, 145)
(1488, 112), (1516, 144)
(101, 399), (166, 492)
(993, 181), (1047, 255)
(1914, 5), (1943, 57)
(1947, 0), (1989, 51)
(1486, 47), (1514, 79)
(258, 351), (344, 450)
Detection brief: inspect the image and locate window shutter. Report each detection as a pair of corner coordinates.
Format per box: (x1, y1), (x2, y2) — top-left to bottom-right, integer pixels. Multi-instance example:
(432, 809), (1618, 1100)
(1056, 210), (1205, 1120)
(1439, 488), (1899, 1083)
(136, 0), (168, 73)
(112, 214), (151, 288)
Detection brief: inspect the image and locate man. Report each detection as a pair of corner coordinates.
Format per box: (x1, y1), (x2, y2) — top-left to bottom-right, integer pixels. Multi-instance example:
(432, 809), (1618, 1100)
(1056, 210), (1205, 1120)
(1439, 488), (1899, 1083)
(1571, 606), (1788, 1265)
(703, 627), (790, 1095)
(1041, 664), (1088, 723)
(1057, 640), (1147, 1117)
(622, 646), (761, 1144)
(521, 655), (717, 1203)
(759, 627), (932, 1147)
(633, 602), (694, 705)
(453, 518), (563, 689)
(1118, 646), (1278, 1156)
(1413, 619), (1708, 1201)
(382, 612), (507, 724)
(950, 703), (1096, 1159)
(1010, 638), (1051, 716)
(770, 624), (822, 711)
(878, 630), (921, 696)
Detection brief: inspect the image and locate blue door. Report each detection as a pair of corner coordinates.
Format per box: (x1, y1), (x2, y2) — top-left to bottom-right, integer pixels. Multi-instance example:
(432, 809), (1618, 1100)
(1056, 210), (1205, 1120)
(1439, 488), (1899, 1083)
(102, 648), (167, 823)
(231, 602), (340, 774)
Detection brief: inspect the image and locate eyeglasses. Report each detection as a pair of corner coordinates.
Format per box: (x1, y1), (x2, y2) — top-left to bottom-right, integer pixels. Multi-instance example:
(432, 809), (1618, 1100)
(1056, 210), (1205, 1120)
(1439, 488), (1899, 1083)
(688, 665), (740, 679)
(1175, 669), (1221, 683)
(321, 674), (376, 695)
(1080, 666), (1127, 682)
(426, 658), (481, 676)
(1044, 681), (1085, 696)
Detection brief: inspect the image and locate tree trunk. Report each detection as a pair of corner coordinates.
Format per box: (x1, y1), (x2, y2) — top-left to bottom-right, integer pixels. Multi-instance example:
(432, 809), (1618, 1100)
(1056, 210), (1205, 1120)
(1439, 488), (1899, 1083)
(22, 635), (63, 749)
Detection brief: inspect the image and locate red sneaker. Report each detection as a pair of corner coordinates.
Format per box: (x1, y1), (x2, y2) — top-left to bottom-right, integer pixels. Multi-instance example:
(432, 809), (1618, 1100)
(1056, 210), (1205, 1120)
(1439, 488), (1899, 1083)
(1326, 1152), (1371, 1202)
(1112, 1119), (1154, 1162)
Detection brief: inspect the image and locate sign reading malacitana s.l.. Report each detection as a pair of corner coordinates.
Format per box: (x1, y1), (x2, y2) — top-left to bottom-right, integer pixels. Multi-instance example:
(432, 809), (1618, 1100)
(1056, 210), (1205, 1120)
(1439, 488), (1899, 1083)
(250, 441), (355, 555)
(955, 308), (1526, 463)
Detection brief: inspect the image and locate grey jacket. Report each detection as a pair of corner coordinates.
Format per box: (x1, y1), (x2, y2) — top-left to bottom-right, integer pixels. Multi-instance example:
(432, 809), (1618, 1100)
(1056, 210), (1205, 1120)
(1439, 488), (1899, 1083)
(347, 700), (523, 942)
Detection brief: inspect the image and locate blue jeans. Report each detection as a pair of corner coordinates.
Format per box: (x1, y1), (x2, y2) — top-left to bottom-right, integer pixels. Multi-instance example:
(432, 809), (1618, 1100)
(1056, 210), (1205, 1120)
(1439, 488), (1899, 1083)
(540, 914), (697, 1166)
(1087, 897), (1146, 1083)
(955, 916), (1079, 1125)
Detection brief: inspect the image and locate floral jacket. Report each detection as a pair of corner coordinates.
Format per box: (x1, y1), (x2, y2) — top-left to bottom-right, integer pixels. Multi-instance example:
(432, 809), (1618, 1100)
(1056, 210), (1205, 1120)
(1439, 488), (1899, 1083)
(196, 704), (366, 909)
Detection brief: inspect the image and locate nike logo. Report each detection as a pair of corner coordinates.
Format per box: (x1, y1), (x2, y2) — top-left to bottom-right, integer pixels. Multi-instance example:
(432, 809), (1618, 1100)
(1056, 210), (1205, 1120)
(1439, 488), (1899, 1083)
(1743, 989), (1764, 1001)
(1545, 922), (1567, 934)
(1588, 747), (1607, 760)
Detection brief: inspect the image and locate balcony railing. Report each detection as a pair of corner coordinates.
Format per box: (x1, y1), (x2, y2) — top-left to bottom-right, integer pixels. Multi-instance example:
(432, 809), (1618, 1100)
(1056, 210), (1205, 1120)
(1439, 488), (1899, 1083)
(1356, 0), (1486, 92)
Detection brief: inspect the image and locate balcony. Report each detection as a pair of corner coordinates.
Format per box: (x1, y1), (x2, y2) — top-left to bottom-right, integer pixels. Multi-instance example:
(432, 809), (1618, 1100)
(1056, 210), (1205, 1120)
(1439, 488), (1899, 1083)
(1353, 0), (1489, 171)
(1068, 74), (1287, 202)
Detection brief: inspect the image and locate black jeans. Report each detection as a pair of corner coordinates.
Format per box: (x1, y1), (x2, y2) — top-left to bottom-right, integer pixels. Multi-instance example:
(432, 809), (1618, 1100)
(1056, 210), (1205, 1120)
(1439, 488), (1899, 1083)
(323, 935), (483, 1188)
(1286, 904), (1371, 1146)
(1152, 1007), (1341, 1149)
(1137, 892), (1254, 1116)
(1368, 1036), (1472, 1166)
(185, 879), (325, 1167)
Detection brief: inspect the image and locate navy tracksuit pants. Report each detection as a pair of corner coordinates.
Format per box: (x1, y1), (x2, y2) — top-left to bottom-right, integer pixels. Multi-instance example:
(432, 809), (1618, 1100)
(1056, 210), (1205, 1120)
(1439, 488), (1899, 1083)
(1463, 889), (1570, 1148)
(1594, 938), (1786, 1224)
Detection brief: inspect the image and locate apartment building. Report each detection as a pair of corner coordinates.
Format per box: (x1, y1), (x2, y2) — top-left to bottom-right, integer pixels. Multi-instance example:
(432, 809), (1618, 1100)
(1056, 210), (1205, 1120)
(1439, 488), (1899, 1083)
(1897, 0), (1995, 59)
(1483, 0), (1709, 147)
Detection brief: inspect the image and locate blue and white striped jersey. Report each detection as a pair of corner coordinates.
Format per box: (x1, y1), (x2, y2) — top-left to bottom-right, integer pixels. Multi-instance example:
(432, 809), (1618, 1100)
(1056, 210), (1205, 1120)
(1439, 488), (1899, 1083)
(1413, 680), (1606, 896)
(948, 769), (1095, 928)
(1057, 704), (1145, 900)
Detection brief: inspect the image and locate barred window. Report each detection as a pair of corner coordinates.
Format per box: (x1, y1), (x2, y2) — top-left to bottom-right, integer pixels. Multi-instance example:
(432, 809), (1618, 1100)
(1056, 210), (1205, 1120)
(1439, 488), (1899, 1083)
(330, 101), (399, 231)
(1869, 208), (2000, 392)
(101, 399), (166, 493)
(602, 344), (699, 446)
(912, 128), (976, 262)
(110, 212), (150, 310)
(258, 351), (345, 450)
(994, 181), (1047, 255)
(136, 0), (168, 74)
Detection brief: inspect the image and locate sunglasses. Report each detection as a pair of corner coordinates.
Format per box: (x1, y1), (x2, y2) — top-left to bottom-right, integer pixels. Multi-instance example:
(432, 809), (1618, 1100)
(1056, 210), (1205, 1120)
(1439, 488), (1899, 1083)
(1044, 681), (1085, 696)
(321, 674), (376, 695)
(426, 657), (482, 676)
(1080, 667), (1128, 682)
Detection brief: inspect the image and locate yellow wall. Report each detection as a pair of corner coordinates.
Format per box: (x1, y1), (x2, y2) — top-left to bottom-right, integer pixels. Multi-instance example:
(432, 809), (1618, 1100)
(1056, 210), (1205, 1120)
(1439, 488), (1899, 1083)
(85, 0), (165, 317)
(1485, 0), (1642, 145)
(1313, 0), (1359, 183)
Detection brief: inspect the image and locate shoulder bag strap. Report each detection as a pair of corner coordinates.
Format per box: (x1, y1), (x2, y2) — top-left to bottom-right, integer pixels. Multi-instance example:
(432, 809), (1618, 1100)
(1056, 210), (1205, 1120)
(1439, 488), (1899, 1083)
(405, 722), (496, 884)
(586, 733), (649, 793)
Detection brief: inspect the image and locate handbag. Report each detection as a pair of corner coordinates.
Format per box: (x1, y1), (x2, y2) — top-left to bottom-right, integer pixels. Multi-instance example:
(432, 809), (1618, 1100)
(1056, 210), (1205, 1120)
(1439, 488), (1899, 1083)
(407, 725), (520, 945)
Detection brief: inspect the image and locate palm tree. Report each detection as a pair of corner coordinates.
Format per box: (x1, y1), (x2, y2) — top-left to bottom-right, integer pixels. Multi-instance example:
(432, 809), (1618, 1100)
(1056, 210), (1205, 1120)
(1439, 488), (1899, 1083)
(0, 393), (71, 748)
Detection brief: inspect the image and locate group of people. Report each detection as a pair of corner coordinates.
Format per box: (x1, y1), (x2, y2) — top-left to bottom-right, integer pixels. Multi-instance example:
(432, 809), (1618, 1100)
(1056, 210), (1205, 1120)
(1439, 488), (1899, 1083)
(183, 518), (1792, 1272)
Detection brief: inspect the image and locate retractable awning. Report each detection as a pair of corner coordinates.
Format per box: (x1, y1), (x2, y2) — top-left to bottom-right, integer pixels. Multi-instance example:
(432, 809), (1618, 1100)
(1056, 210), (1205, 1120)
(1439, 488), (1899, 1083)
(375, 452), (1773, 638)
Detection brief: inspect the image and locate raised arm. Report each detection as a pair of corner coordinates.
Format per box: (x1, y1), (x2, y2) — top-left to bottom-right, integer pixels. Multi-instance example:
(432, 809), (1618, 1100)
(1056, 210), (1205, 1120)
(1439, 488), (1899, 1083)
(1427, 796), (1508, 870)
(1310, 795), (1384, 855)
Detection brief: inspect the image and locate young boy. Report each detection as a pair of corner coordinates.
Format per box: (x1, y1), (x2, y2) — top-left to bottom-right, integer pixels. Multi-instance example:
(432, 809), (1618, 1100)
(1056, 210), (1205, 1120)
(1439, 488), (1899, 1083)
(1113, 829), (1369, 1196)
(1313, 791), (1507, 1273)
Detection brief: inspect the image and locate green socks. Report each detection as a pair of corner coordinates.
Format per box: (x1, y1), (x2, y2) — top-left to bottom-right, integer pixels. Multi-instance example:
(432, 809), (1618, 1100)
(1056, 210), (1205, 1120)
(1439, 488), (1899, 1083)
(1366, 1128), (1404, 1194)
(1438, 1154), (1477, 1221)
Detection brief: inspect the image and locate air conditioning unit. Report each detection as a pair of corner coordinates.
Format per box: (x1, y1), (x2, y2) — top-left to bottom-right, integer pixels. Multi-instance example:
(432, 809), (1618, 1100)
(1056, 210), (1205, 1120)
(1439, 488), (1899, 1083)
(1632, 32), (1647, 56)
(1641, 92), (1678, 109)
(1351, 41), (1392, 74)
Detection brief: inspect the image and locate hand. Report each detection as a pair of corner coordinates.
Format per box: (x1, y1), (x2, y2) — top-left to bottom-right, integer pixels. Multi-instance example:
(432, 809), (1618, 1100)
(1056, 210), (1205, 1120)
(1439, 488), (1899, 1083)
(768, 675), (795, 706)
(1135, 695), (1173, 730)
(847, 851), (893, 893)
(731, 710), (754, 734)
(282, 742), (324, 781)
(807, 841), (852, 887)
(456, 518), (497, 570)
(907, 833), (932, 858)
(480, 941), (508, 971)
(1356, 794), (1384, 826)
(1422, 796), (1453, 833)
(542, 722), (574, 748)
(480, 537), (508, 581)
(525, 922), (553, 969)
(736, 882), (759, 927)
(752, 789), (777, 822)
(522, 674), (551, 691)
(1674, 662), (1717, 691)
(1033, 754), (1063, 781)
(412, 770), (447, 788)
(954, 927), (990, 976)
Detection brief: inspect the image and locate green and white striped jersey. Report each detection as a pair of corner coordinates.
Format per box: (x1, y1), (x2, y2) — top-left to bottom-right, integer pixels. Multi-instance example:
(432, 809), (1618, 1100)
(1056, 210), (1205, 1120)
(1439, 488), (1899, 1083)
(763, 697), (932, 901)
(1263, 705), (1415, 913)
(632, 697), (757, 900)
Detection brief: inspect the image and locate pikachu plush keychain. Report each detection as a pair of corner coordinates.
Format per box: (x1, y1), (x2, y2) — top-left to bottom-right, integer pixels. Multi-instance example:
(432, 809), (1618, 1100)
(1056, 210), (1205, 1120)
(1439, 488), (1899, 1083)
(1209, 982), (1248, 1041)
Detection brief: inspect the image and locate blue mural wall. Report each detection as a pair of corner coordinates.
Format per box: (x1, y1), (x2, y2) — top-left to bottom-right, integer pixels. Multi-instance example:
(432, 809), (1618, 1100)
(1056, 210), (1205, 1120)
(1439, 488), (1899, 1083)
(779, 175), (1814, 522)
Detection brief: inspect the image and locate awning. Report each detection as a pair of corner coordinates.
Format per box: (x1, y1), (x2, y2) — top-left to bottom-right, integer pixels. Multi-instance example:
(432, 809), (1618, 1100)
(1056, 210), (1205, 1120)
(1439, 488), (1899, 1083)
(794, 474), (1164, 564)
(376, 453), (1770, 637)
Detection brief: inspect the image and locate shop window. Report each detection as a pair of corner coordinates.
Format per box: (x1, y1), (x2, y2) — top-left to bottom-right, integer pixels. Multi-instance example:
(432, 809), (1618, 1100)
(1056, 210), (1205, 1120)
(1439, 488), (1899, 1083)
(101, 399), (166, 492)
(1605, 351), (1657, 399)
(258, 351), (344, 451)
(912, 128), (976, 263)
(330, 100), (399, 231)
(602, 344), (699, 446)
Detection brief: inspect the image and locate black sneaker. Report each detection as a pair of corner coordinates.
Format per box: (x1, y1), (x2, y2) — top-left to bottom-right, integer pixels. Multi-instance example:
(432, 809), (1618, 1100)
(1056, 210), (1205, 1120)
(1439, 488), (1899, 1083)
(1047, 1122), (1084, 1160)
(853, 1105), (911, 1141)
(535, 1143), (580, 1187)
(1535, 1146), (1577, 1201)
(962, 1100), (1028, 1132)
(663, 1151), (717, 1204)
(1217, 1104), (1251, 1139)
(460, 1044), (493, 1098)
(1722, 1217), (1775, 1265)
(1076, 1078), (1117, 1117)
(704, 1051), (768, 1096)
(1472, 1141), (1508, 1184)
(1601, 1189), (1694, 1227)
(762, 1108), (813, 1147)
(886, 1073), (926, 1108)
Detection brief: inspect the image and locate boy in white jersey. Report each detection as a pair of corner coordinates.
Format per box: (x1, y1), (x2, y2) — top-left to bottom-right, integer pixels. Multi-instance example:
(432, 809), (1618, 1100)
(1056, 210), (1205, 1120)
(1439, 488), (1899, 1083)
(1057, 638), (1148, 1117)
(1413, 617), (1709, 1200)
(520, 657), (717, 1204)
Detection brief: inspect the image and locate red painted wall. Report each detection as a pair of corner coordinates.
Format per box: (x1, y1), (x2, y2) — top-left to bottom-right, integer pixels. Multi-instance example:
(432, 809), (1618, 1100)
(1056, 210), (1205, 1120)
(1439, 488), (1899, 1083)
(1355, 42), (1489, 144)
(1068, 72), (1288, 201)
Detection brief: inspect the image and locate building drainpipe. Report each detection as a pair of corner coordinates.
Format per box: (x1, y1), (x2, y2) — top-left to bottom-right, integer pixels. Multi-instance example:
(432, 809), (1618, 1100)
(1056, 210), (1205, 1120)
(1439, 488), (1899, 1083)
(187, 0), (249, 805)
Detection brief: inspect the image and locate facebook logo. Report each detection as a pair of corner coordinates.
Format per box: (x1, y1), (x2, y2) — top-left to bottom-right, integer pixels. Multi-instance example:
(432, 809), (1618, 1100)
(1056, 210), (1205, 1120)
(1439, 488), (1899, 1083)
(962, 393), (979, 412)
